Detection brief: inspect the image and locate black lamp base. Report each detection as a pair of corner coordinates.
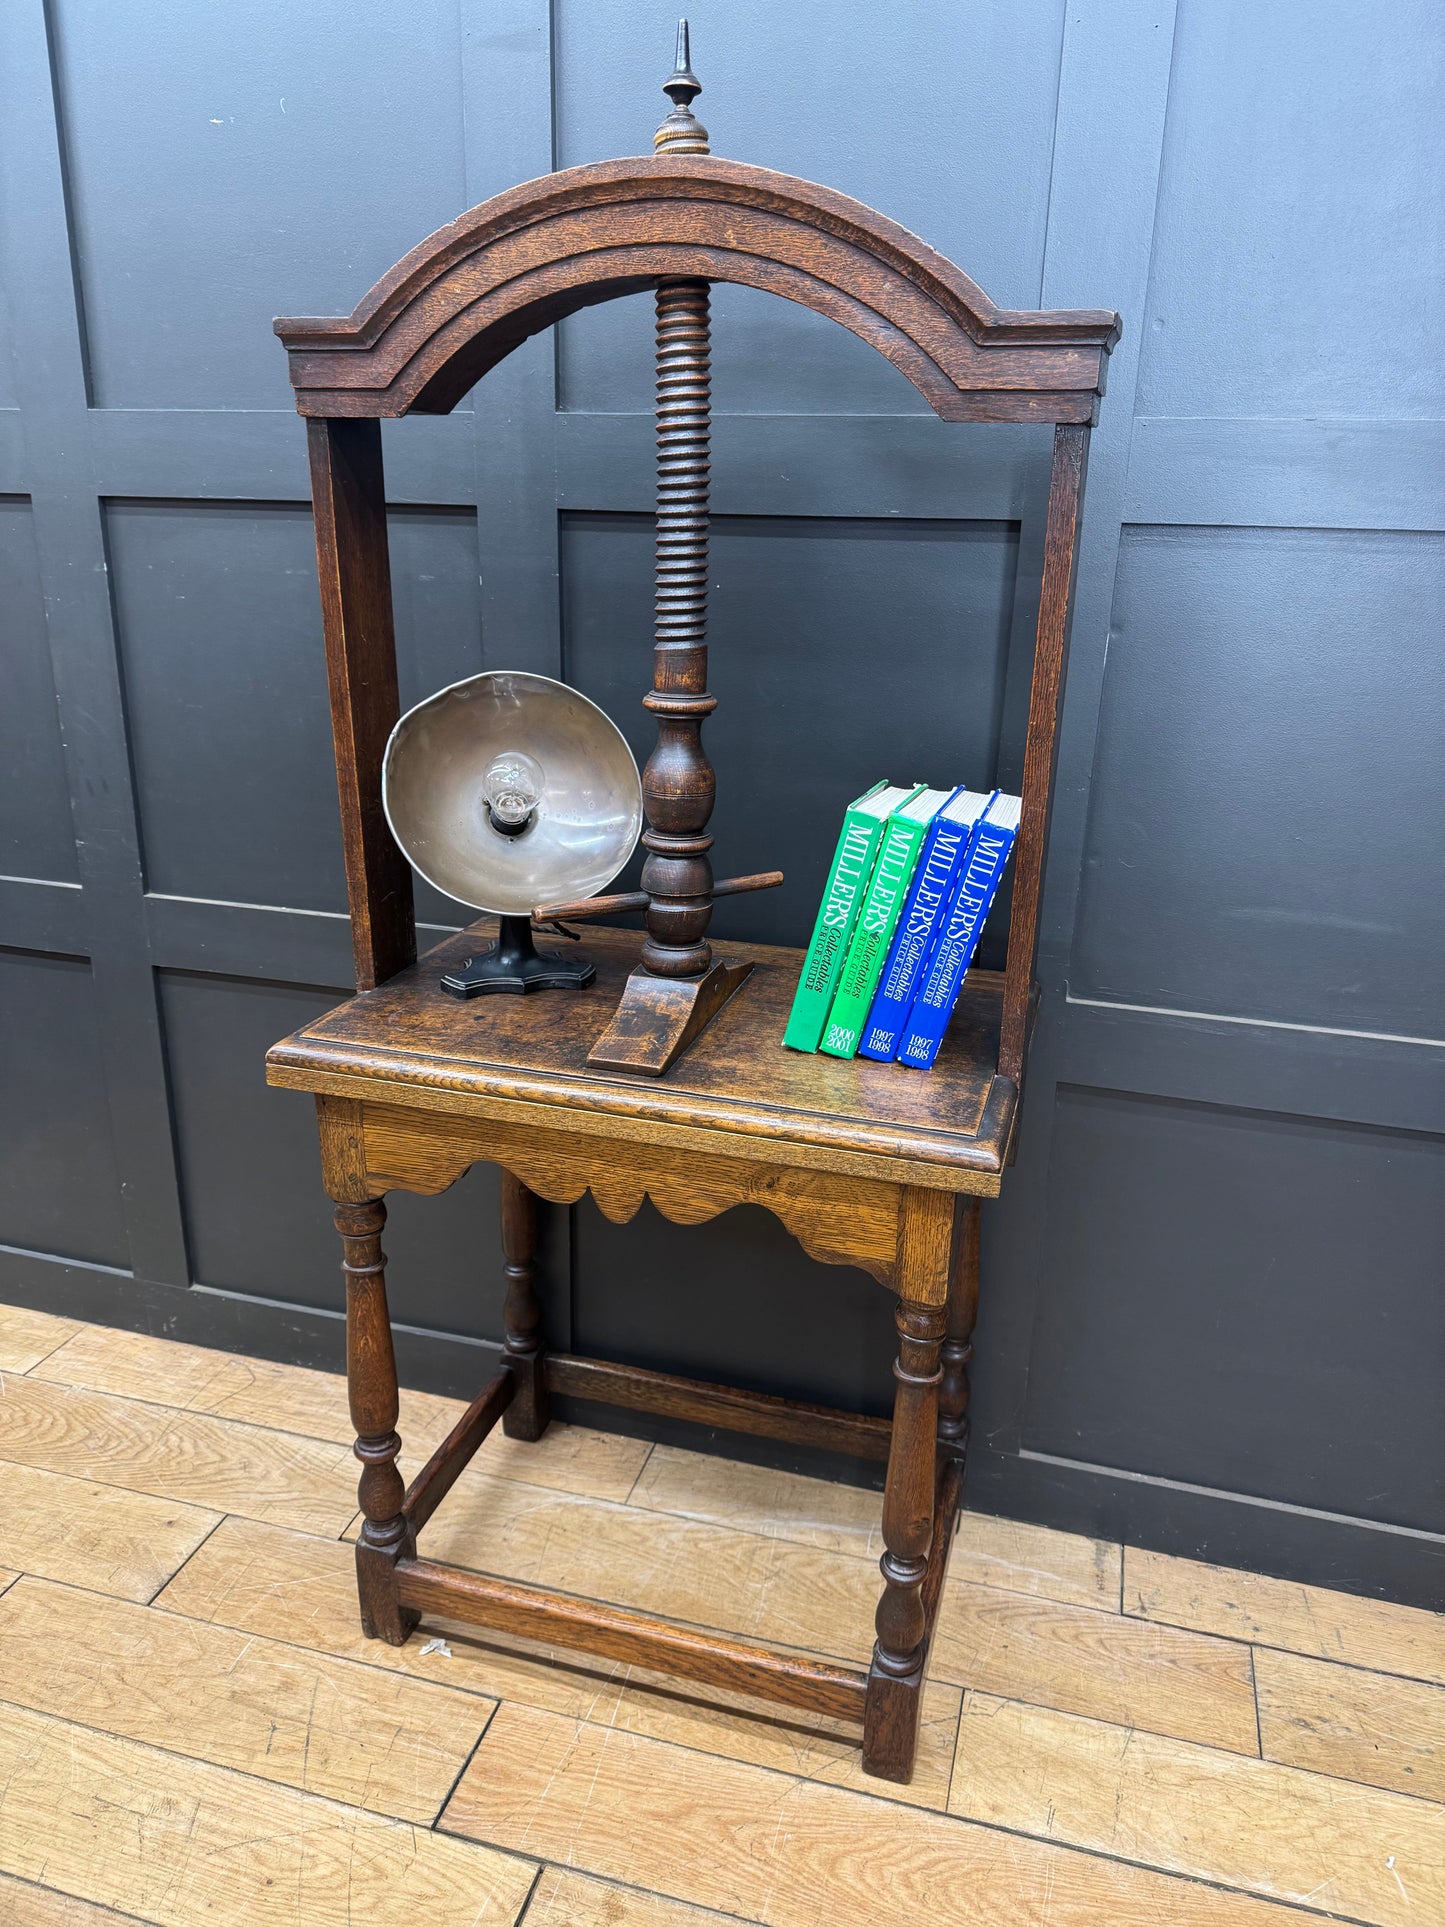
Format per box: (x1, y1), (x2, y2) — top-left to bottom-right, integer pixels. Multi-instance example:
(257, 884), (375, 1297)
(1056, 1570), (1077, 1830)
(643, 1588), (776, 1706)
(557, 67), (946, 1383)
(440, 915), (596, 998)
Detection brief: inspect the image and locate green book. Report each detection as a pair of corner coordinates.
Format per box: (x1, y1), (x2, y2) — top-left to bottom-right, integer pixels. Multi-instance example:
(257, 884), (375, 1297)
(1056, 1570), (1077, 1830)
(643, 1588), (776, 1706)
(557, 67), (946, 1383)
(819, 788), (952, 1059)
(782, 783), (921, 1052)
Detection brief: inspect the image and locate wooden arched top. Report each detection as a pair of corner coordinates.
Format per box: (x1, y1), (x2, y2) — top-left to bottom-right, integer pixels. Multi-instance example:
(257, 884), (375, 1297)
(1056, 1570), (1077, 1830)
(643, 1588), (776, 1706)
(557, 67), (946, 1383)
(276, 155), (1120, 424)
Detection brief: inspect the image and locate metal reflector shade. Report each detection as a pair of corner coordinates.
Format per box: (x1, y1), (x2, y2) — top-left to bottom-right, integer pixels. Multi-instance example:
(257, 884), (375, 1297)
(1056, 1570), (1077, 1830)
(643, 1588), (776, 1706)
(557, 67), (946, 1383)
(382, 671), (642, 917)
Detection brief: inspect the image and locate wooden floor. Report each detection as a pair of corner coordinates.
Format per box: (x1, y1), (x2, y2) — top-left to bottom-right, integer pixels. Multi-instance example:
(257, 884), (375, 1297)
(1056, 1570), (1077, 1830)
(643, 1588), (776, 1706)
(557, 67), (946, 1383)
(0, 1307), (1440, 1926)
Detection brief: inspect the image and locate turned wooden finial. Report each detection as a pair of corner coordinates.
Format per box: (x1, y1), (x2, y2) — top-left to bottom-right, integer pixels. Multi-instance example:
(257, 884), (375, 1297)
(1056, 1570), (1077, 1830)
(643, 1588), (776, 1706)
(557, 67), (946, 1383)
(654, 19), (709, 154)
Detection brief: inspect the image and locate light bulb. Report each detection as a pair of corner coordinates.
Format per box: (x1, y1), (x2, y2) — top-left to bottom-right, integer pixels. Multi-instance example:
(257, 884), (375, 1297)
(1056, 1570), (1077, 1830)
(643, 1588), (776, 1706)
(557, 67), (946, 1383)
(481, 750), (544, 835)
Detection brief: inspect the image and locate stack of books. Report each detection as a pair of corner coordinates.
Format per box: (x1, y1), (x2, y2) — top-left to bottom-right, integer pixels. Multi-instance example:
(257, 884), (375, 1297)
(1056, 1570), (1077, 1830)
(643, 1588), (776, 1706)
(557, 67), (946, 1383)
(782, 781), (1022, 1070)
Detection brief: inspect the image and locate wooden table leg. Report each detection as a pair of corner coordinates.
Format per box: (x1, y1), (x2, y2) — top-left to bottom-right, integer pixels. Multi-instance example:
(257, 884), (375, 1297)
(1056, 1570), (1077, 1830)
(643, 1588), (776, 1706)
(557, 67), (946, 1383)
(863, 1186), (951, 1781)
(335, 1197), (419, 1644)
(500, 1170), (550, 1441)
(938, 1197), (980, 1457)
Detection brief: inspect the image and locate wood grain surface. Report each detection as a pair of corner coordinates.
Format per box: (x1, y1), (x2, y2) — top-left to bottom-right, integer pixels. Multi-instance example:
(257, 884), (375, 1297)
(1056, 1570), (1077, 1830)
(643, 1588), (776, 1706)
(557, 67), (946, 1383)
(398, 1556), (868, 1723)
(998, 422), (1086, 1078)
(360, 1103), (904, 1283)
(1126, 1546), (1445, 1685)
(267, 926), (1013, 1193)
(0, 1876), (143, 1925)
(443, 1700), (1326, 1927)
(362, 1458), (1253, 1751)
(524, 1869), (761, 1927)
(1255, 1646), (1445, 1801)
(30, 1322), (650, 1501)
(367, 1462), (885, 1662)
(4, 1320), (1439, 1926)
(932, 1577), (1259, 1752)
(0, 1373), (358, 1535)
(156, 1516), (614, 1710)
(31, 1322), (464, 1454)
(0, 1702), (536, 1925)
(0, 1577), (493, 1821)
(950, 1690), (1445, 1927)
(627, 1444), (1122, 1606)
(0, 1459), (219, 1601)
(0, 1303), (79, 1373)
(276, 155), (1117, 423)
(156, 1516), (958, 1808)
(305, 416), (414, 991)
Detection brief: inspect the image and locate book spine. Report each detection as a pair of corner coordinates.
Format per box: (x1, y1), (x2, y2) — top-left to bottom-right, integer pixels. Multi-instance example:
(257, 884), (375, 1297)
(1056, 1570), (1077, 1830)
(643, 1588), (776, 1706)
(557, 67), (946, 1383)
(782, 805), (890, 1052)
(897, 816), (1019, 1070)
(819, 813), (930, 1058)
(856, 815), (975, 1063)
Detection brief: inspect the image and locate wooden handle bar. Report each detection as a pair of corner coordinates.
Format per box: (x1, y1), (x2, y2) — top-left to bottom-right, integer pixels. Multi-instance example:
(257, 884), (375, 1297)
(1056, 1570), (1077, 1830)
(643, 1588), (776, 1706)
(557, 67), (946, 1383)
(534, 870), (783, 924)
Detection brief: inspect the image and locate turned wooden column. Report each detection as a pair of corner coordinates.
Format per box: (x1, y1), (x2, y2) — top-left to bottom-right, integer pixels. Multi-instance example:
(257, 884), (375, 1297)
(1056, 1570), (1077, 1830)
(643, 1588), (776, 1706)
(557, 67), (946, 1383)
(500, 1170), (550, 1441)
(336, 1197), (418, 1644)
(640, 21), (715, 982)
(584, 27), (763, 1076)
(638, 275), (715, 979)
(938, 1197), (981, 1456)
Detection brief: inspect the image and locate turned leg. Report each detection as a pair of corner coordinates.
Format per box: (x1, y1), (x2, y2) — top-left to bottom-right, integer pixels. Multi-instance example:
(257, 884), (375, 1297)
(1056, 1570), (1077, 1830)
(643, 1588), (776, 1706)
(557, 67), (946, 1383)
(336, 1197), (419, 1644)
(863, 1185), (952, 1782)
(938, 1198), (981, 1457)
(500, 1170), (550, 1441)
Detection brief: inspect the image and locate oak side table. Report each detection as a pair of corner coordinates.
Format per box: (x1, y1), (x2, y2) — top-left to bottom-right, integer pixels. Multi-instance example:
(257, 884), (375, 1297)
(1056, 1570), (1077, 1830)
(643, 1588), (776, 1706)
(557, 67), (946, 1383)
(268, 924), (1013, 1781)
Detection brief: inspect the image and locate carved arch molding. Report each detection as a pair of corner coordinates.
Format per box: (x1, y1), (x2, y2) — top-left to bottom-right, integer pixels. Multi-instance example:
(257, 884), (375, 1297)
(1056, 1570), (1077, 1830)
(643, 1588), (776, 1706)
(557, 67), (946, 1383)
(356, 1102), (907, 1291)
(277, 155), (1118, 424)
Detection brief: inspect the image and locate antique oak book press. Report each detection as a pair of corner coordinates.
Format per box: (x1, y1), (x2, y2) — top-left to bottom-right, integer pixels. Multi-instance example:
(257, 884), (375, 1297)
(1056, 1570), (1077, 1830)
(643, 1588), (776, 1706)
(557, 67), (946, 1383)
(266, 30), (1118, 1783)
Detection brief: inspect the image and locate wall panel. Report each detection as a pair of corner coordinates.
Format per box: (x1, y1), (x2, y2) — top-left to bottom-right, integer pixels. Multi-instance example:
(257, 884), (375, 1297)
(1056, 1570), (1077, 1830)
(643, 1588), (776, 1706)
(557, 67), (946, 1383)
(47, 0), (470, 409)
(1072, 525), (1445, 1037)
(0, 950), (127, 1267)
(1024, 1086), (1445, 1534)
(1, 0), (1439, 1604)
(574, 1199), (896, 1421)
(1136, 0), (1445, 419)
(109, 500), (481, 925)
(0, 497), (77, 881)
(158, 971), (518, 1344)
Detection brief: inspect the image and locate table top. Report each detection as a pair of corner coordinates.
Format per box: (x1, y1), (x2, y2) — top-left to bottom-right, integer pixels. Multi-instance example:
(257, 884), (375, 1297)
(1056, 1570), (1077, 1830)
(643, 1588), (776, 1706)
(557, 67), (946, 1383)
(266, 922), (1018, 1192)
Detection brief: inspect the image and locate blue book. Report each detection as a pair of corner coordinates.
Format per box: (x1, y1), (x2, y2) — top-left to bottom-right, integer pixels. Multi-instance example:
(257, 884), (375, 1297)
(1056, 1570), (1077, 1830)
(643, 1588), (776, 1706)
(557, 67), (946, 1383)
(857, 788), (994, 1062)
(897, 792), (1022, 1070)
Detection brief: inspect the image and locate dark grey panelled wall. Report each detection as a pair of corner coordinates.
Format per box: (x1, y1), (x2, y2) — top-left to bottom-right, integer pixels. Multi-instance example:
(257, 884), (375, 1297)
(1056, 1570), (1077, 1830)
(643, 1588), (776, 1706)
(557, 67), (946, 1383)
(1, 1), (1441, 1605)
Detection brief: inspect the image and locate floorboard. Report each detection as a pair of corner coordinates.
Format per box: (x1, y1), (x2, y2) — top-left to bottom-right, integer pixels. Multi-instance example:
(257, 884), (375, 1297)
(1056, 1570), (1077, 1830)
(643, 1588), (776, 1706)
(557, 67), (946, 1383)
(0, 1303), (80, 1374)
(31, 1323), (650, 1502)
(0, 1872), (151, 1924)
(1255, 1646), (1445, 1802)
(949, 1689), (1445, 1927)
(0, 1374), (359, 1536)
(628, 1442), (1122, 1608)
(0, 1459), (220, 1601)
(0, 1701), (536, 1925)
(155, 1515), (962, 1809)
(2, 1316), (1439, 1927)
(1126, 1546), (1445, 1685)
(0, 1576), (494, 1822)
(525, 1868), (766, 1925)
(442, 1700), (1329, 1927)
(932, 1579), (1259, 1752)
(364, 1459), (1257, 1749)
